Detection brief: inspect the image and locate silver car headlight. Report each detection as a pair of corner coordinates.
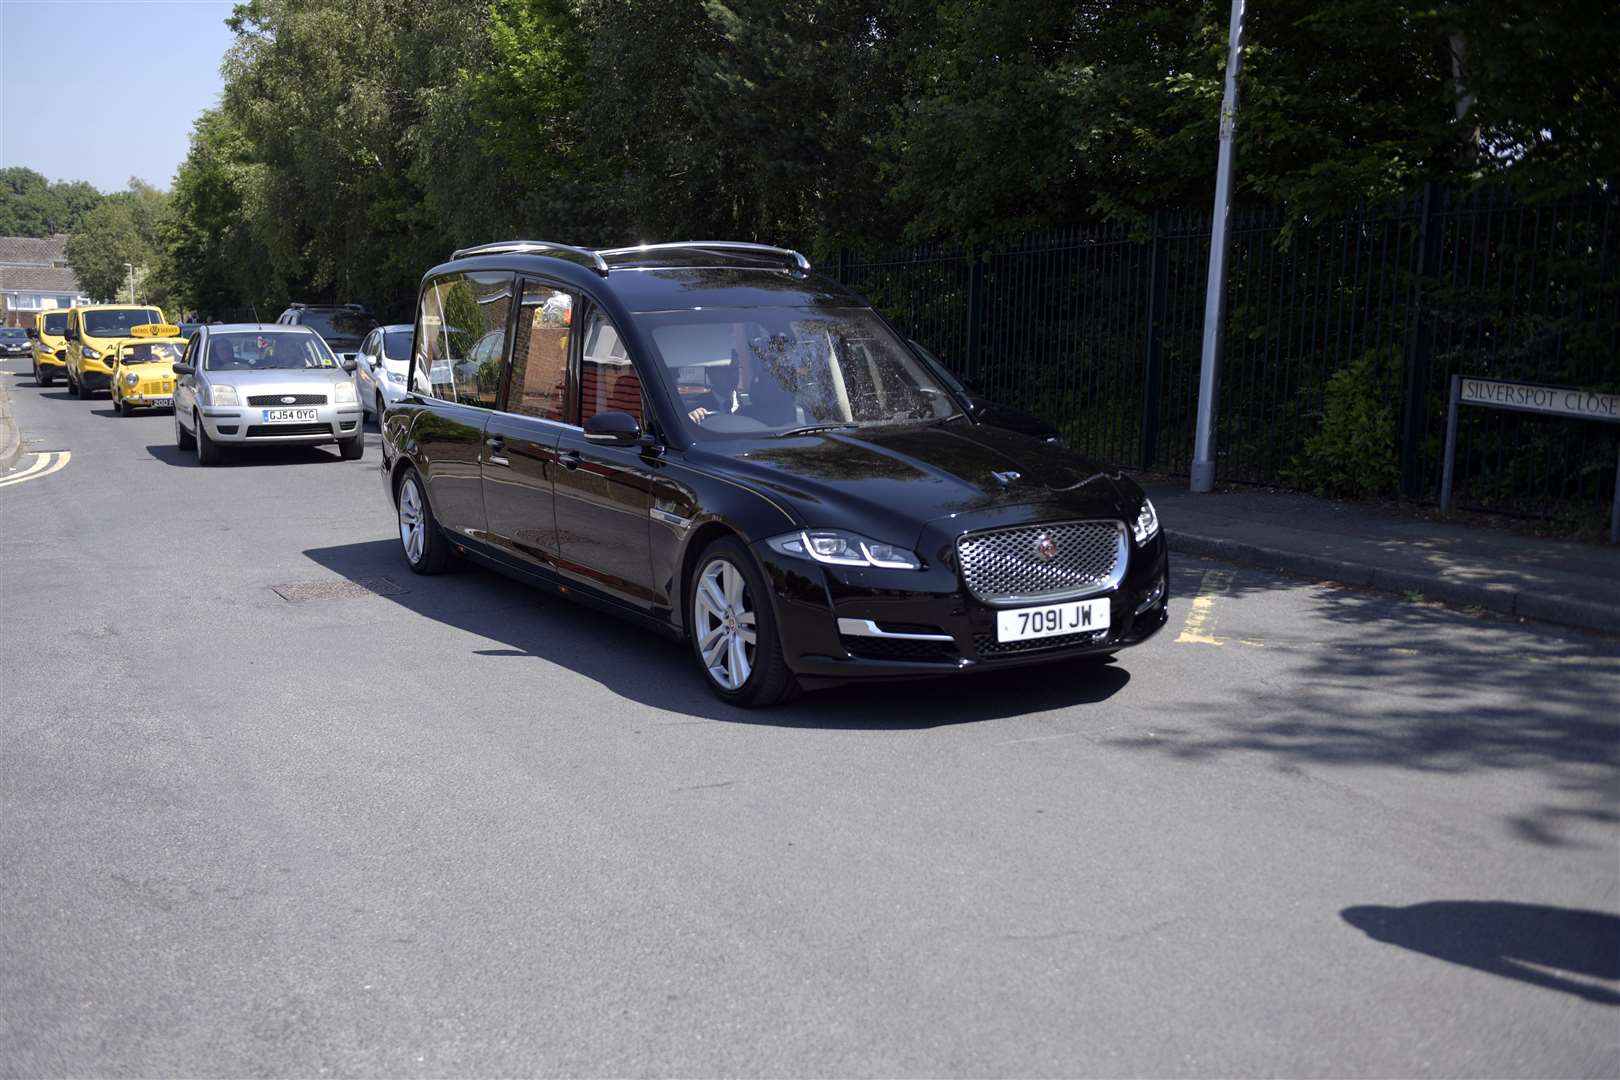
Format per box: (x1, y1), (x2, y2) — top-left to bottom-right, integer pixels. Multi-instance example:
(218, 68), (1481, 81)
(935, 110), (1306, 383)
(767, 529), (923, 570)
(123, 371), (140, 387)
(1133, 497), (1160, 545)
(334, 380), (357, 404)
(208, 384), (240, 406)
(384, 368), (405, 385)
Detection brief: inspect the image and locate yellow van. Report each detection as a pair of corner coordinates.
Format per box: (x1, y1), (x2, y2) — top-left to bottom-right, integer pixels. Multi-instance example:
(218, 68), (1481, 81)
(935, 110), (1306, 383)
(63, 304), (166, 399)
(108, 324), (187, 415)
(30, 308), (70, 386)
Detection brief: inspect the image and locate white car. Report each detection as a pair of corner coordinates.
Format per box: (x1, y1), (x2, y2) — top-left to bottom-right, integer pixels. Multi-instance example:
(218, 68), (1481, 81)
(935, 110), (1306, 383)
(353, 324), (414, 420)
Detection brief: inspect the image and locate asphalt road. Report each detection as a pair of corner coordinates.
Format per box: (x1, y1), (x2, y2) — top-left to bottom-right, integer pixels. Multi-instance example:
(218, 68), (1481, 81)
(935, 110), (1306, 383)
(2, 357), (1617, 1078)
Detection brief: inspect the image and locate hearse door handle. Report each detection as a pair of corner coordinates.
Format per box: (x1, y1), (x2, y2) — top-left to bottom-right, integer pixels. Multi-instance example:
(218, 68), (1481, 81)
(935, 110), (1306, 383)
(484, 434), (509, 467)
(558, 449), (581, 470)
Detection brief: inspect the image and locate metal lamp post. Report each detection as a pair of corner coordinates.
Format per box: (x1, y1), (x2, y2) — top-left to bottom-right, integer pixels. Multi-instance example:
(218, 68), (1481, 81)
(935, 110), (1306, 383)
(1190, 0), (1247, 493)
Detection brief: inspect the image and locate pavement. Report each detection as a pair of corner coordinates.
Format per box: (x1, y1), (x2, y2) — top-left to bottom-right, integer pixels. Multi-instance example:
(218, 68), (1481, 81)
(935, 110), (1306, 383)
(2, 357), (1617, 1077)
(0, 370), (20, 474)
(1145, 482), (1620, 636)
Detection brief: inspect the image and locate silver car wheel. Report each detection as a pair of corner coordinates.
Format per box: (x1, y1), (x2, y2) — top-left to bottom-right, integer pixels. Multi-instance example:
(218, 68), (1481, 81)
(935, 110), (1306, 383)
(694, 557), (756, 691)
(398, 476), (426, 565)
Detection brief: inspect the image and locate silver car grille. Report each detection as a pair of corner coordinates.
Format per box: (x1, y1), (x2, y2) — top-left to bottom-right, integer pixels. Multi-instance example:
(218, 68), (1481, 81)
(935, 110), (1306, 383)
(956, 520), (1128, 605)
(247, 393), (327, 406)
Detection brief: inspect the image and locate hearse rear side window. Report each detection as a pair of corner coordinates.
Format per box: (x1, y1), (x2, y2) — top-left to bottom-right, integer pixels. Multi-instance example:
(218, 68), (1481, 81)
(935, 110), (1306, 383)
(414, 271), (512, 408)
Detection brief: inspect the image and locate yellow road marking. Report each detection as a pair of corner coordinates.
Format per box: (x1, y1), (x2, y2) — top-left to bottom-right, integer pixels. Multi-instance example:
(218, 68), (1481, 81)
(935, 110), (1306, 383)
(0, 451), (70, 489)
(1176, 568), (1233, 645)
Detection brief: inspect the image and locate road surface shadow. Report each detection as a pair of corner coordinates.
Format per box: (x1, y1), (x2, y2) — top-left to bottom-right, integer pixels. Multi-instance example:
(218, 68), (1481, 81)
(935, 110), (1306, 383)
(144, 442), (366, 468)
(302, 538), (1133, 729)
(1343, 901), (1620, 1006)
(1106, 560), (1620, 846)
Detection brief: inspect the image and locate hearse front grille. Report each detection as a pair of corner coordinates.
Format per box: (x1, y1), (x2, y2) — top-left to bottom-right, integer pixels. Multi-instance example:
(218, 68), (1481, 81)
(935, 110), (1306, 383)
(956, 520), (1127, 605)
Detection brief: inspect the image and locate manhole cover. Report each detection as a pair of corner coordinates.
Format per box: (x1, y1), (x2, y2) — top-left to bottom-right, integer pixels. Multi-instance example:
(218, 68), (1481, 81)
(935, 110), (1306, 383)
(271, 577), (407, 602)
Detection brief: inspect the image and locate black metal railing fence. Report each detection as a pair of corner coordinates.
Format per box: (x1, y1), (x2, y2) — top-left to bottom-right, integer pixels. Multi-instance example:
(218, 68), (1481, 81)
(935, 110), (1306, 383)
(834, 186), (1619, 525)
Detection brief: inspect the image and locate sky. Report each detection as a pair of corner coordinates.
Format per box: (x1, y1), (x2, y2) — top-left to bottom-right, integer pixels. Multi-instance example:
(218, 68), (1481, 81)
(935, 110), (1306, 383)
(1, 0), (237, 192)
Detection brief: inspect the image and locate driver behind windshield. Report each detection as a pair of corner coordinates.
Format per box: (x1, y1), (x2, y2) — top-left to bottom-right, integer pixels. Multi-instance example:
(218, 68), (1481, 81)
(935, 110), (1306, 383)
(687, 354), (740, 424)
(688, 335), (807, 428)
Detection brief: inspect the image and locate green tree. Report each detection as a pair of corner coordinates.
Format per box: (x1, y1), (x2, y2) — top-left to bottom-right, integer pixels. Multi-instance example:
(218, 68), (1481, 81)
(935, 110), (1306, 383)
(0, 167), (106, 236)
(64, 179), (173, 305)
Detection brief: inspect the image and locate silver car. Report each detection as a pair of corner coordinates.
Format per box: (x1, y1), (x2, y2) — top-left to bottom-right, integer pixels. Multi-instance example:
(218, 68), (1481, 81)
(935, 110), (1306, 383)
(171, 324), (366, 466)
(352, 323), (414, 421)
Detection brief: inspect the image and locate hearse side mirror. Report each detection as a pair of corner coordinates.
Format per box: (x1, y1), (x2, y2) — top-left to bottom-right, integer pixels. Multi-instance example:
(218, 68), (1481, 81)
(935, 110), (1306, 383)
(172, 361), (195, 375)
(583, 410), (654, 448)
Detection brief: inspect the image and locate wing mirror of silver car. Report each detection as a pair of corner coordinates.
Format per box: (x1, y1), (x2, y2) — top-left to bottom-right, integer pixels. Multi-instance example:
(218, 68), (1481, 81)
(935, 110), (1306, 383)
(172, 361), (195, 375)
(584, 410), (656, 448)
(340, 357), (358, 373)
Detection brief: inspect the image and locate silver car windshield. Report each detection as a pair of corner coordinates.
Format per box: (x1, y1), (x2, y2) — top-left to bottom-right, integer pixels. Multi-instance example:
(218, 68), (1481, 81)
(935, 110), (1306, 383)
(203, 332), (338, 371)
(642, 306), (959, 441)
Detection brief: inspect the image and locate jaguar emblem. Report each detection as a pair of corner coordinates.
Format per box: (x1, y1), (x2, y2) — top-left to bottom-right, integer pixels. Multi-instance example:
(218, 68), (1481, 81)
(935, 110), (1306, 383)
(280, 395), (297, 404)
(1036, 534), (1058, 561)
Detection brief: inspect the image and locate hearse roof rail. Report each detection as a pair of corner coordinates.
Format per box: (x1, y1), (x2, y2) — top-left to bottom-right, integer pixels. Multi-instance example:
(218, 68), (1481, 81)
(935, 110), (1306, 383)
(596, 241), (812, 273)
(450, 240), (611, 276)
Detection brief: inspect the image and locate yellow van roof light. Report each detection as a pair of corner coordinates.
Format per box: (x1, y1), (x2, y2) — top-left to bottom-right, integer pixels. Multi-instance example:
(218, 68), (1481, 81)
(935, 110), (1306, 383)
(131, 323), (181, 338)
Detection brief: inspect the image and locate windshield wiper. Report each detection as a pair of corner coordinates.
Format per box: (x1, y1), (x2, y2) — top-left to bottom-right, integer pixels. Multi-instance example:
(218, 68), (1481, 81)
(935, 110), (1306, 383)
(773, 423), (857, 438)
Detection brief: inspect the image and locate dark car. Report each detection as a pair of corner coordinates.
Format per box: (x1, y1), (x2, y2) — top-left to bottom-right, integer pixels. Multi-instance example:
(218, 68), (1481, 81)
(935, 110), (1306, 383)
(276, 303), (378, 356)
(0, 326), (31, 357)
(381, 240), (1168, 706)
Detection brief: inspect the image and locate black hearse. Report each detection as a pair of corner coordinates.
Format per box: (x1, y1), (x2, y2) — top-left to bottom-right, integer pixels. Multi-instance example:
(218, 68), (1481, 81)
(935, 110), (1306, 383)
(381, 241), (1168, 706)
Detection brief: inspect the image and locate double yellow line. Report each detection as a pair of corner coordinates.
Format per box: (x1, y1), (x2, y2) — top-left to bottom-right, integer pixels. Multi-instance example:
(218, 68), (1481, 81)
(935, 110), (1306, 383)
(0, 451), (71, 489)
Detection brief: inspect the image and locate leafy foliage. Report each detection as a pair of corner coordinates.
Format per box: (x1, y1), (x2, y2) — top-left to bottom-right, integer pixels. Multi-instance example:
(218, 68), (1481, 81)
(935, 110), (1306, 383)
(1288, 348), (1403, 499)
(150, 0), (1616, 318)
(63, 179), (175, 307)
(0, 168), (104, 237)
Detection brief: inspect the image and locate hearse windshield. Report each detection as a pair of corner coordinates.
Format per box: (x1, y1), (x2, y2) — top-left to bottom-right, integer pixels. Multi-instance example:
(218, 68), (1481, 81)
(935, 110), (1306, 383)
(642, 305), (960, 441)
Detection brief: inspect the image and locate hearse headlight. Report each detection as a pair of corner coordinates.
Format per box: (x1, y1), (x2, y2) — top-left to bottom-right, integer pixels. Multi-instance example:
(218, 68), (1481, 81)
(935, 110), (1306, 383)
(1132, 497), (1160, 545)
(767, 529), (923, 570)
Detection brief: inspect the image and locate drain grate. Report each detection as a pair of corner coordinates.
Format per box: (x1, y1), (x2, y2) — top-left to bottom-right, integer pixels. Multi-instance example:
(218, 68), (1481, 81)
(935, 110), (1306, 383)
(271, 577), (407, 602)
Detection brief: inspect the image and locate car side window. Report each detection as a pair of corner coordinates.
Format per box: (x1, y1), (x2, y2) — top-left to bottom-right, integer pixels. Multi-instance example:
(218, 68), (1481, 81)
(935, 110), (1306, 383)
(578, 304), (639, 427)
(415, 271), (511, 408)
(504, 279), (572, 422)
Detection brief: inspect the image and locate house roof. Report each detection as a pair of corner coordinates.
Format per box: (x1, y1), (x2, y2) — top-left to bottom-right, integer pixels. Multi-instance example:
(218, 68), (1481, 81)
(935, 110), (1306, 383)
(0, 234), (70, 268)
(0, 263), (84, 294)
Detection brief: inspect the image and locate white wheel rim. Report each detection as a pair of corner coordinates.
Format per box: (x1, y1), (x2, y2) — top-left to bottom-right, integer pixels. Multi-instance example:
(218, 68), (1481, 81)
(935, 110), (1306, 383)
(695, 557), (756, 691)
(399, 478), (426, 565)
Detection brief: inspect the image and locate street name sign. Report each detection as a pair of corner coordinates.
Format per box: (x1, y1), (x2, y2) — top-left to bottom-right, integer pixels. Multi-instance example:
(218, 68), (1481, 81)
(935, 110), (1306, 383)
(1441, 375), (1620, 543)
(1458, 378), (1620, 423)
